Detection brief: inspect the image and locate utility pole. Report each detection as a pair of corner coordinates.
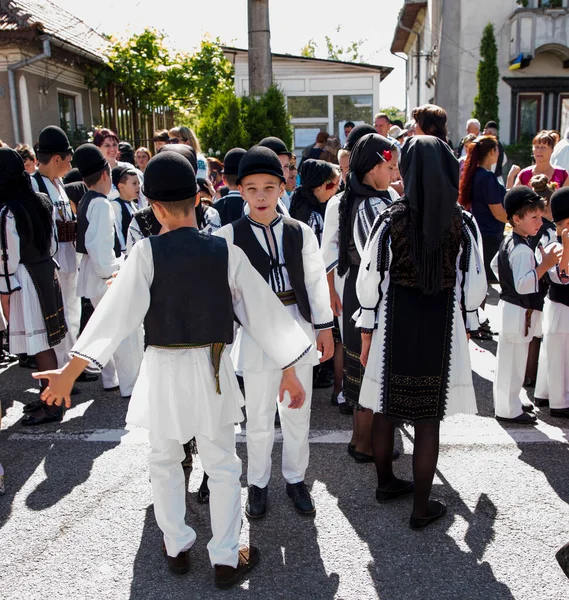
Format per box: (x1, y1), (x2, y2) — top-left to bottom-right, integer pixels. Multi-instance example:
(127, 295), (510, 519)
(247, 0), (272, 96)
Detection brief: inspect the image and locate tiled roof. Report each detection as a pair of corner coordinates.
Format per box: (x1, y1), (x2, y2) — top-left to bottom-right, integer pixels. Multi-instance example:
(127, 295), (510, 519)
(0, 0), (109, 62)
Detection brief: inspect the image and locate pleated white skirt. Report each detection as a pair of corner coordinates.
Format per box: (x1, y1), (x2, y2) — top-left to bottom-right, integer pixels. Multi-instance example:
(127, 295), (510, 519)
(8, 264), (51, 355)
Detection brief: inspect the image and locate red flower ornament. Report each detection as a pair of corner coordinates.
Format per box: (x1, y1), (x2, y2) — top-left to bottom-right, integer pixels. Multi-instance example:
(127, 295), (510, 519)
(382, 150), (392, 162)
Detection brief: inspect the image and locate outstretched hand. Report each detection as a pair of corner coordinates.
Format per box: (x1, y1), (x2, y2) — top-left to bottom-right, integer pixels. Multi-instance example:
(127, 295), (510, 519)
(32, 368), (74, 408)
(279, 367), (306, 409)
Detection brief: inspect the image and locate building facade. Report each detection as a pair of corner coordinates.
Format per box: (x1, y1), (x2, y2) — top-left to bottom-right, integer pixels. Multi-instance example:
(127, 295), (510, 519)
(392, 0), (569, 145)
(223, 47), (392, 154)
(0, 0), (109, 147)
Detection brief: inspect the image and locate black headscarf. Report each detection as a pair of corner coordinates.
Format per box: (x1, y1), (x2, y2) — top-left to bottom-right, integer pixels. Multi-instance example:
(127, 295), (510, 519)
(343, 124), (376, 151)
(338, 133), (396, 276)
(399, 135), (460, 295)
(0, 147), (52, 255)
(289, 159), (333, 224)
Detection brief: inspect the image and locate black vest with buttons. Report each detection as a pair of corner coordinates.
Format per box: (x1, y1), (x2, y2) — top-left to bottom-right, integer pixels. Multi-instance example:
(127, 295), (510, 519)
(231, 216), (312, 323)
(76, 191), (121, 258)
(112, 198), (135, 245)
(498, 232), (545, 311)
(144, 228), (234, 346)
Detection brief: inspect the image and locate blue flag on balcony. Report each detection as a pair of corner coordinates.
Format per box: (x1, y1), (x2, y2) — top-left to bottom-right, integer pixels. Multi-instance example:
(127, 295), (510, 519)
(509, 53), (524, 71)
(509, 53), (532, 71)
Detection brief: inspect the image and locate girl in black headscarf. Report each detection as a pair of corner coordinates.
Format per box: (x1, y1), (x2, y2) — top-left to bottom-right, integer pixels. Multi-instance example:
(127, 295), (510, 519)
(289, 159), (339, 245)
(336, 133), (400, 461)
(0, 147), (67, 425)
(354, 136), (487, 529)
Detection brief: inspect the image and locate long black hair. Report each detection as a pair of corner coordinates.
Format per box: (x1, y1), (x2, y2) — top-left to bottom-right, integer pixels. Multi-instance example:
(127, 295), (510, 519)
(0, 147), (53, 255)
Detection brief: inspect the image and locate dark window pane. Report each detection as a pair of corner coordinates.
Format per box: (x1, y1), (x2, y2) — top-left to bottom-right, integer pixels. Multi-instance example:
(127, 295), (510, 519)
(288, 96), (328, 119)
(333, 95), (373, 137)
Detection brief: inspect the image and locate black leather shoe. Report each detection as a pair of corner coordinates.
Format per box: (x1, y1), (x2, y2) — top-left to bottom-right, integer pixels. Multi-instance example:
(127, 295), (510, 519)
(410, 500), (447, 530)
(550, 408), (569, 419)
(245, 485), (268, 519)
(330, 393), (339, 406)
(286, 481), (315, 515)
(352, 450), (374, 463)
(23, 399), (45, 413)
(77, 371), (99, 383)
(215, 545), (259, 589)
(556, 541), (569, 578)
(522, 402), (534, 412)
(347, 443), (355, 457)
(162, 543), (190, 575)
(376, 479), (414, 503)
(197, 473), (210, 504)
(18, 355), (37, 369)
(21, 405), (64, 426)
(495, 412), (536, 424)
(534, 397), (549, 407)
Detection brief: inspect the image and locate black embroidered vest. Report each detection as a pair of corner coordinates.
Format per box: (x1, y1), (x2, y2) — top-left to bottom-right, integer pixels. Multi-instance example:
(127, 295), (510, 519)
(112, 199), (134, 245)
(232, 216), (312, 323)
(76, 191), (121, 258)
(498, 232), (545, 311)
(144, 228), (234, 346)
(133, 207), (161, 238)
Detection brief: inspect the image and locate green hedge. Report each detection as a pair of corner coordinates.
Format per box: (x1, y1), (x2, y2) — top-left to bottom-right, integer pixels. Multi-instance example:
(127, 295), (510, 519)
(199, 85), (292, 156)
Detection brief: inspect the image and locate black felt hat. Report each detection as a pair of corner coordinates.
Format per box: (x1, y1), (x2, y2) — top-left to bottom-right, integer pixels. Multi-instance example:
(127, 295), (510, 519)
(237, 146), (286, 185)
(343, 124), (377, 150)
(550, 188), (569, 223)
(258, 136), (291, 157)
(63, 168), (83, 184)
(112, 164), (137, 189)
(504, 186), (542, 219)
(223, 148), (247, 175)
(143, 152), (197, 202)
(74, 144), (108, 178)
(37, 125), (73, 154)
(158, 144), (197, 174)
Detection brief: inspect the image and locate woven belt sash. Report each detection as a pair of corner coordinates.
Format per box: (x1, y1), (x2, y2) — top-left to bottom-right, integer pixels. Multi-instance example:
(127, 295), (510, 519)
(149, 342), (226, 394)
(277, 289), (297, 306)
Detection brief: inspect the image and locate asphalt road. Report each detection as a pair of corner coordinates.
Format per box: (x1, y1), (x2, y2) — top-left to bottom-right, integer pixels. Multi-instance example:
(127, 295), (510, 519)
(1, 288), (569, 599)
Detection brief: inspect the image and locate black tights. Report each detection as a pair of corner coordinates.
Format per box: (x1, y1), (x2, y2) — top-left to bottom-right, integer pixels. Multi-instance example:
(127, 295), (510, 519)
(371, 413), (440, 518)
(35, 348), (57, 391)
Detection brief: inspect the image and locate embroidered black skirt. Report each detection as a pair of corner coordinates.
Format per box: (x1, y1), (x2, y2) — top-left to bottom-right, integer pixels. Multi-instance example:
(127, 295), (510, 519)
(381, 283), (455, 422)
(342, 265), (365, 409)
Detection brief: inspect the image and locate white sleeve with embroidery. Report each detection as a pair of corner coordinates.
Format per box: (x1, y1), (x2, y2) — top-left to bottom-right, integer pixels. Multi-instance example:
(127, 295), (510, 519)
(228, 243), (312, 368)
(85, 198), (122, 278)
(70, 240), (151, 369)
(355, 217), (391, 330)
(0, 208), (21, 294)
(299, 223), (333, 329)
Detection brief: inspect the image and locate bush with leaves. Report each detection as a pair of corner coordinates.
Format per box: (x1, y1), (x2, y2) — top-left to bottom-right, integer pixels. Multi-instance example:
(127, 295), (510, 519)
(199, 86), (292, 156)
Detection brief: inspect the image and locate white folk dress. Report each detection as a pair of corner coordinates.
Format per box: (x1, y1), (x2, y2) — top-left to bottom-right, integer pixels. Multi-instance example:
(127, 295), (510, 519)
(355, 209), (487, 417)
(70, 238), (312, 443)
(0, 207), (59, 355)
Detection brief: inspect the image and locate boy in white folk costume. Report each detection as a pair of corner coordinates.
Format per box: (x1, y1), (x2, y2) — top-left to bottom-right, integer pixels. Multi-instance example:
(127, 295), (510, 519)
(534, 187), (569, 419)
(111, 165), (139, 255)
(34, 152), (312, 589)
(74, 144), (142, 397)
(492, 186), (563, 424)
(216, 146), (334, 519)
(31, 127), (92, 381)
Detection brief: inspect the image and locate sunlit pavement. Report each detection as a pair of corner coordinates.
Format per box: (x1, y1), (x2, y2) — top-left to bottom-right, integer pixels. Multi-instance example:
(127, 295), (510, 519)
(1, 289), (569, 599)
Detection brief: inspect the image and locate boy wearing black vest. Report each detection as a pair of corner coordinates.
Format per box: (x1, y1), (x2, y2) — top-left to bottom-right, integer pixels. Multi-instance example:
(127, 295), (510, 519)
(214, 147), (247, 226)
(74, 144), (142, 397)
(111, 165), (139, 254)
(216, 146), (334, 519)
(31, 126), (82, 372)
(34, 152), (311, 589)
(492, 186), (562, 424)
(535, 188), (569, 418)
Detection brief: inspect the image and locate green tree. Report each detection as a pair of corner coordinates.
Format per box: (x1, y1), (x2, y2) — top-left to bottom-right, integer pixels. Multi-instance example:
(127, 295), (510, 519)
(473, 23), (500, 129)
(199, 90), (246, 156)
(85, 30), (234, 142)
(198, 86), (292, 156)
(380, 106), (406, 123)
